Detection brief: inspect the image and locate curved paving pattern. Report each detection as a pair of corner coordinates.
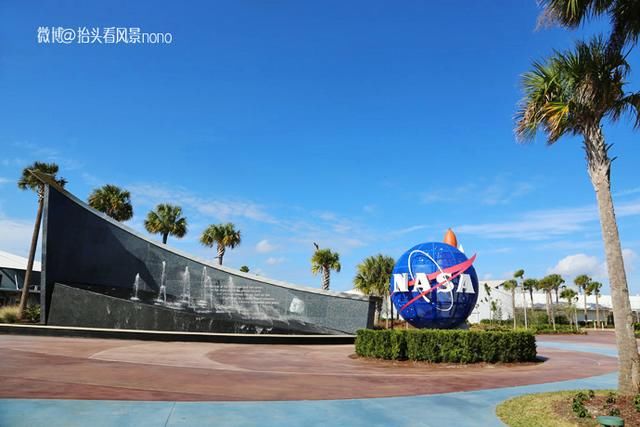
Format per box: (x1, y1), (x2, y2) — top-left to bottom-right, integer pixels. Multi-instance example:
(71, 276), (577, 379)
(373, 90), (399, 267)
(0, 333), (617, 401)
(0, 331), (625, 426)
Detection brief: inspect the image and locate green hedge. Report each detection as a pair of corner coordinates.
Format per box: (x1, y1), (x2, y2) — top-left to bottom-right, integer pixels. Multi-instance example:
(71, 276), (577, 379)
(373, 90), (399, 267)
(355, 329), (537, 363)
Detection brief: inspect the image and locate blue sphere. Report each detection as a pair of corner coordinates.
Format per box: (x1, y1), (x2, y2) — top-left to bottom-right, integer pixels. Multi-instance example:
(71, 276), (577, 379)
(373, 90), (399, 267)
(390, 242), (478, 329)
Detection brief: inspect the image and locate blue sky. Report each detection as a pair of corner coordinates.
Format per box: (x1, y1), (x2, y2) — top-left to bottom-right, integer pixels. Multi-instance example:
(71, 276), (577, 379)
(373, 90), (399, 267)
(1, 1), (639, 293)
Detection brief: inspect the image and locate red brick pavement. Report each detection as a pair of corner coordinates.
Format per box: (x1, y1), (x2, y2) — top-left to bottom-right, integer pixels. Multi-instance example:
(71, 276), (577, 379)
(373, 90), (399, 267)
(0, 333), (618, 401)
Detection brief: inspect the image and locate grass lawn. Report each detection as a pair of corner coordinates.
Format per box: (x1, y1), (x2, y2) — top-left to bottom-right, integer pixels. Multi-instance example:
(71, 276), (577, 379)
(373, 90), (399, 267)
(496, 391), (602, 427)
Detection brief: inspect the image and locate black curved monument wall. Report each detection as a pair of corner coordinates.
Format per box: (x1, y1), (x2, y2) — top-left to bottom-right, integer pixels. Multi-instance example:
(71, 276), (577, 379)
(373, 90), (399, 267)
(40, 181), (376, 335)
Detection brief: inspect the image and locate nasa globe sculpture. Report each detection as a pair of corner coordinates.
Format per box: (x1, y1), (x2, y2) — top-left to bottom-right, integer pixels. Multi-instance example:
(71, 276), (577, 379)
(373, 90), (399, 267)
(390, 230), (478, 329)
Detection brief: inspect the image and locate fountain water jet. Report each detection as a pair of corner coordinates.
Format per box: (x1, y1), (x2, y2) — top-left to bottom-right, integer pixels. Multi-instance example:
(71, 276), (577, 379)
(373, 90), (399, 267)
(154, 261), (167, 305)
(180, 266), (191, 307)
(130, 273), (141, 301)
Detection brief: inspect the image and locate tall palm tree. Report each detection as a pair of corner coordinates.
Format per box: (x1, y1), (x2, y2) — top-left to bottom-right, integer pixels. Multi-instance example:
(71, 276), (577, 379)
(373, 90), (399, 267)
(501, 279), (518, 330)
(514, 269), (527, 328)
(87, 184), (133, 222)
(16, 161), (67, 319)
(311, 246), (340, 291)
(144, 204), (187, 244)
(540, 0), (640, 55)
(353, 254), (395, 328)
(516, 37), (640, 393)
(589, 280), (604, 328)
(199, 223), (241, 265)
(575, 274), (593, 323)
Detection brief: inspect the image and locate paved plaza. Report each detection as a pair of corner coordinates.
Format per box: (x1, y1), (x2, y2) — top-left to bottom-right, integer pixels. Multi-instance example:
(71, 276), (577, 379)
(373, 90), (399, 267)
(0, 331), (623, 426)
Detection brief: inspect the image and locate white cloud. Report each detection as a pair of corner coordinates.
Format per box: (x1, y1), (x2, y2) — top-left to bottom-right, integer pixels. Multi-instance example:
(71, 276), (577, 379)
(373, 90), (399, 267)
(0, 177), (11, 186)
(421, 176), (534, 206)
(548, 253), (606, 279)
(458, 199), (640, 240)
(0, 216), (37, 257)
(128, 184), (276, 224)
(548, 249), (638, 281)
(256, 239), (277, 253)
(266, 257), (286, 265)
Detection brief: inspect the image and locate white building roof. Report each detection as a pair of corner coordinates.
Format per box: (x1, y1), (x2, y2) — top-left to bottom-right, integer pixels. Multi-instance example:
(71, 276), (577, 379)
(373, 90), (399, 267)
(0, 250), (41, 272)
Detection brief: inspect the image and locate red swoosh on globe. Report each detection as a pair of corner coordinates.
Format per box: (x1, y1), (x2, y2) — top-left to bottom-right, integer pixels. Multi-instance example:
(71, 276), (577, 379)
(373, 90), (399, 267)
(406, 254), (477, 287)
(399, 254), (476, 313)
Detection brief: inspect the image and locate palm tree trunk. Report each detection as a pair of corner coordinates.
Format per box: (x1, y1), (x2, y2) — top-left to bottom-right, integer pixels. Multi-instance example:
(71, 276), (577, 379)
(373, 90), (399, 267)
(586, 125), (639, 395)
(389, 295), (394, 329)
(321, 267), (330, 291)
(162, 233), (168, 244)
(548, 291), (556, 331)
(18, 189), (44, 320)
(584, 288), (588, 323)
(217, 245), (225, 265)
(511, 289), (516, 330)
(522, 286), (528, 329)
(596, 293), (601, 329)
(545, 292), (551, 324)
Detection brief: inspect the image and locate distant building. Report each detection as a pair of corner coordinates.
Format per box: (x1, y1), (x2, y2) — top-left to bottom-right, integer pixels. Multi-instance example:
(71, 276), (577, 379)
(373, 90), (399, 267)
(0, 250), (41, 306)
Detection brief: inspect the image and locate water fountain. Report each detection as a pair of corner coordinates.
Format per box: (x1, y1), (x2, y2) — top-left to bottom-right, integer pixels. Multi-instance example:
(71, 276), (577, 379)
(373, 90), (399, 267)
(195, 266), (212, 312)
(180, 266), (191, 307)
(154, 261), (167, 305)
(130, 273), (141, 302)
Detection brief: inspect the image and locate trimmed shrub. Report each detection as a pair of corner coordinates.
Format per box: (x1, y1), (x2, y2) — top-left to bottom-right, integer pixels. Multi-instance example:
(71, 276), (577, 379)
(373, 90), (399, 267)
(355, 329), (537, 363)
(24, 305), (41, 323)
(0, 305), (20, 323)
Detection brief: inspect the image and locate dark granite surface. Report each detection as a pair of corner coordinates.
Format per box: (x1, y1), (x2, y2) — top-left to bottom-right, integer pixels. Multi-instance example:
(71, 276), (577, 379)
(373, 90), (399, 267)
(40, 182), (377, 334)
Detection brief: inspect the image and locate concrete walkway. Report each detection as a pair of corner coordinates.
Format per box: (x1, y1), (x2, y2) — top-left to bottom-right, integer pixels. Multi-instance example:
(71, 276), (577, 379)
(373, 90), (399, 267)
(0, 339), (619, 426)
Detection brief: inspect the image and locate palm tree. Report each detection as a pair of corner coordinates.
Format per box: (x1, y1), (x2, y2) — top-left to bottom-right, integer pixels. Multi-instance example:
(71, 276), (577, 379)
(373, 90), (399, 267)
(16, 161), (67, 319)
(501, 279), (518, 330)
(523, 278), (538, 323)
(144, 204), (187, 244)
(311, 246), (340, 291)
(87, 184), (133, 222)
(538, 276), (556, 330)
(353, 254), (395, 328)
(516, 37), (640, 393)
(560, 287), (579, 330)
(239, 265), (250, 273)
(575, 274), (593, 323)
(547, 274), (565, 305)
(199, 223), (241, 265)
(514, 269), (527, 328)
(589, 281), (604, 329)
(540, 0), (640, 55)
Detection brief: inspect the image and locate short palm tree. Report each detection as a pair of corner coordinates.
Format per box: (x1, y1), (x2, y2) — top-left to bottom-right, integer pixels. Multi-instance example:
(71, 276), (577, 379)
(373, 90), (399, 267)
(516, 36), (640, 393)
(538, 276), (556, 330)
(311, 246), (341, 291)
(144, 204), (187, 244)
(501, 279), (518, 330)
(353, 254), (395, 327)
(560, 287), (578, 329)
(574, 274), (592, 323)
(88, 184), (133, 222)
(199, 223), (241, 265)
(523, 278), (538, 323)
(17, 161), (67, 319)
(589, 280), (604, 328)
(514, 269), (527, 328)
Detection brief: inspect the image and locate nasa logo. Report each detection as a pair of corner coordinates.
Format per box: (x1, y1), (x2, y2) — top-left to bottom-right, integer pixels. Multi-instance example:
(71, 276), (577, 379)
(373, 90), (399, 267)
(389, 230), (479, 329)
